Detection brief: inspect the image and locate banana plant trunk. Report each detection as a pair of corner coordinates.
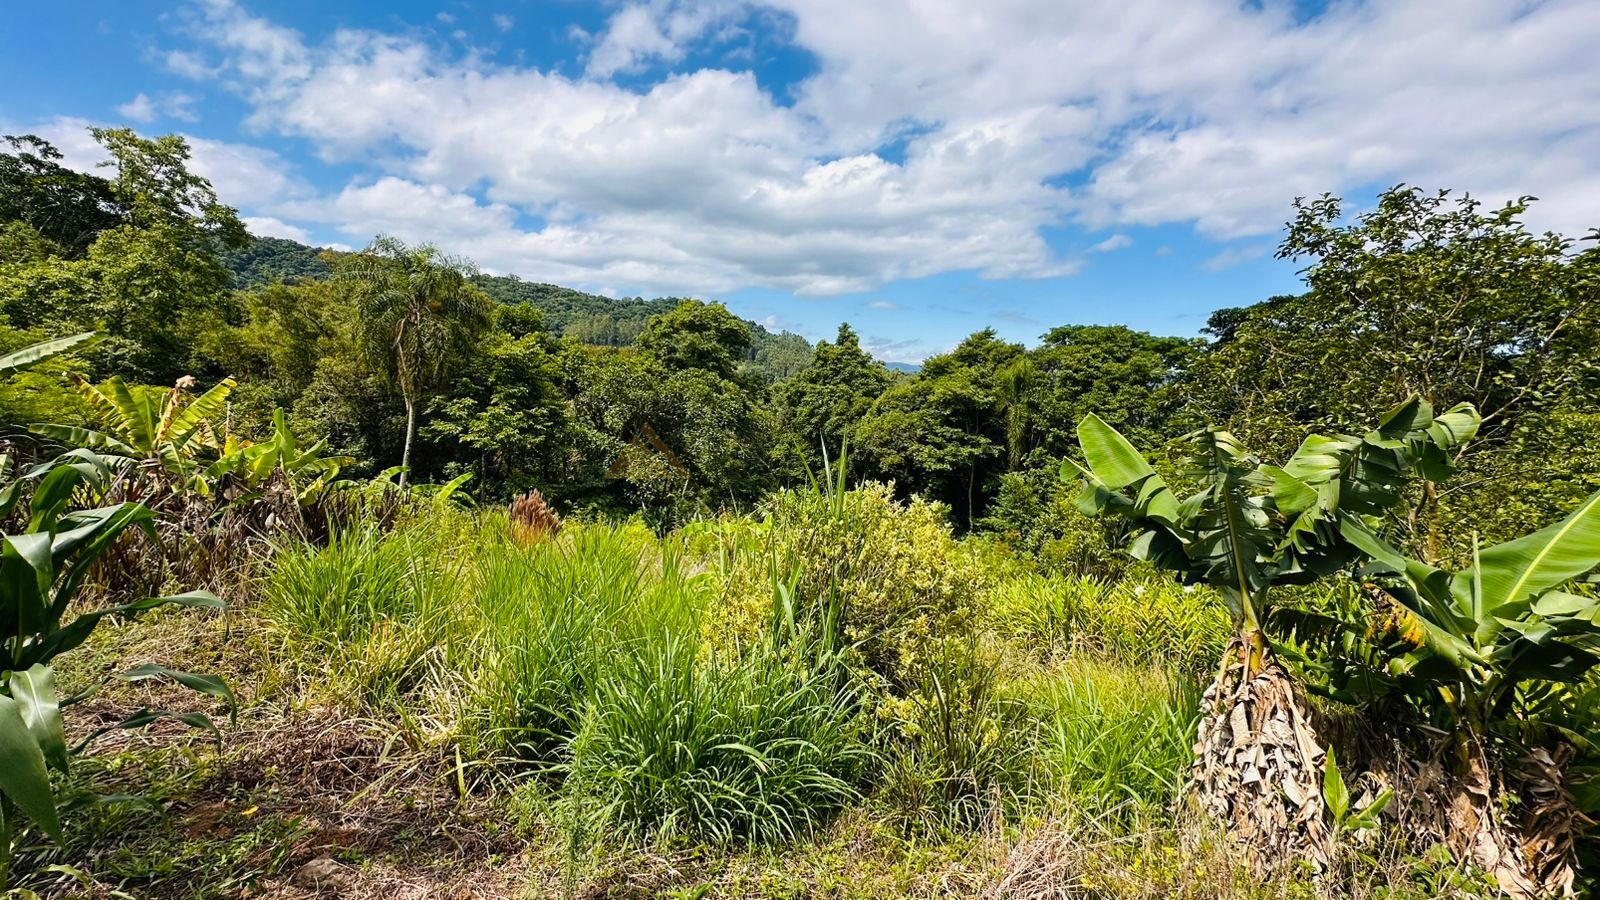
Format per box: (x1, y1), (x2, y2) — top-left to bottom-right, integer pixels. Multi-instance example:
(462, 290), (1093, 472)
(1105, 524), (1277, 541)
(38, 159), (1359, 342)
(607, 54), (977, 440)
(1188, 620), (1335, 876)
(1416, 724), (1584, 897)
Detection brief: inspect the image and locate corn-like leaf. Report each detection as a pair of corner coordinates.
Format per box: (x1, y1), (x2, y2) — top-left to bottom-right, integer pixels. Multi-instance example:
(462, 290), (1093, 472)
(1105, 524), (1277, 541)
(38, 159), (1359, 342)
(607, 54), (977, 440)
(1344, 787), (1393, 831)
(119, 662), (236, 715)
(8, 664), (68, 772)
(0, 694), (62, 842)
(73, 709), (220, 754)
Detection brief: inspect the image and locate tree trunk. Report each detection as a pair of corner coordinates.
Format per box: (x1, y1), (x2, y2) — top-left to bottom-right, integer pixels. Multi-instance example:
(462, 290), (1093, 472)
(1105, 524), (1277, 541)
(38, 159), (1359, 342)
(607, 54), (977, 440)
(1187, 634), (1334, 876)
(399, 394), (416, 490)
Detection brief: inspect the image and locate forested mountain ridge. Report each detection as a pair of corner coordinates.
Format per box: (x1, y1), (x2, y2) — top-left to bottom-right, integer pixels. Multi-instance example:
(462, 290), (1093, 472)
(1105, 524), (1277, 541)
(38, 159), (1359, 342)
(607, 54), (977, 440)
(222, 234), (815, 381)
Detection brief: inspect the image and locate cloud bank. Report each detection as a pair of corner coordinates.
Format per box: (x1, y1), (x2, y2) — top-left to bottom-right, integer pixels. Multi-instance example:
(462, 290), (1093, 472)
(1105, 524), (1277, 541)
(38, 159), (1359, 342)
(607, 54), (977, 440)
(45, 0), (1600, 298)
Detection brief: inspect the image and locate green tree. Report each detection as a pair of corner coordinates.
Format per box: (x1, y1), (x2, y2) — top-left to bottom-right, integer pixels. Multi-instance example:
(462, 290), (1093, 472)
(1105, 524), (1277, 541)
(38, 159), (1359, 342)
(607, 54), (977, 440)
(856, 329), (1023, 527)
(1031, 325), (1197, 457)
(424, 319), (573, 495)
(0, 135), (124, 257)
(337, 236), (493, 488)
(775, 324), (891, 471)
(634, 299), (752, 381)
(1185, 187), (1600, 561)
(0, 129), (247, 383)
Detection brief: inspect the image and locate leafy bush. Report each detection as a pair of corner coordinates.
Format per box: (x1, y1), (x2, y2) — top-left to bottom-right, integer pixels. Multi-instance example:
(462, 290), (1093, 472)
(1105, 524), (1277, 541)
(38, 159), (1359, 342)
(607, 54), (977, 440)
(876, 637), (1038, 834)
(748, 482), (988, 683)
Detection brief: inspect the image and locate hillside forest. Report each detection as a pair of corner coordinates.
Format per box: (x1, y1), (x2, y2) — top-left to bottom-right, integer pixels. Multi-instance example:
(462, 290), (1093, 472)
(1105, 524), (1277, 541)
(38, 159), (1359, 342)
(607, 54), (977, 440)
(1, 127), (1599, 898)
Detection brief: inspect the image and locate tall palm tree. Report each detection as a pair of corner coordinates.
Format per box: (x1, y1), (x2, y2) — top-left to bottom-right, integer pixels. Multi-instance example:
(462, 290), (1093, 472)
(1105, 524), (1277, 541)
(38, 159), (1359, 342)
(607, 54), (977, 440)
(338, 235), (492, 488)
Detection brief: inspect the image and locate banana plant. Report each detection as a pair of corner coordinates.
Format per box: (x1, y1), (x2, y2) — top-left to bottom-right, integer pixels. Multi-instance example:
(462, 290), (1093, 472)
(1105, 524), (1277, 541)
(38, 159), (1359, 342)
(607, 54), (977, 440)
(205, 409), (352, 504)
(1319, 488), (1600, 734)
(1068, 397), (1480, 868)
(0, 450), (231, 888)
(1069, 396), (1480, 667)
(32, 375), (236, 494)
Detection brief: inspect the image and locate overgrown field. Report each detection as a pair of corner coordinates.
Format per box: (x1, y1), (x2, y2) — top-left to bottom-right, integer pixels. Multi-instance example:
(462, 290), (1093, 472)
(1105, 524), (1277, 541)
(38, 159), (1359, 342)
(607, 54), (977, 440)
(5, 480), (1507, 899)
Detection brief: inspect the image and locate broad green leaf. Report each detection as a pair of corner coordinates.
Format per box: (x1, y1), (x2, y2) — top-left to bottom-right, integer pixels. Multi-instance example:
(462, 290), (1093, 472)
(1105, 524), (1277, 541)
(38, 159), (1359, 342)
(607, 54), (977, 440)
(0, 695), (62, 842)
(0, 332), (100, 378)
(1077, 414), (1157, 488)
(1075, 415), (1180, 523)
(8, 664), (68, 772)
(1533, 591), (1598, 618)
(165, 378), (235, 450)
(1323, 747), (1350, 822)
(1462, 488), (1600, 613)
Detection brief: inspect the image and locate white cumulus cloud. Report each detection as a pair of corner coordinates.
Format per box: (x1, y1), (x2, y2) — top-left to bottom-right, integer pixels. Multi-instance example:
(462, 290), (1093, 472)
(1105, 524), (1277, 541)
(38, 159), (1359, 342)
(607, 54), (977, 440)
(89, 0), (1600, 298)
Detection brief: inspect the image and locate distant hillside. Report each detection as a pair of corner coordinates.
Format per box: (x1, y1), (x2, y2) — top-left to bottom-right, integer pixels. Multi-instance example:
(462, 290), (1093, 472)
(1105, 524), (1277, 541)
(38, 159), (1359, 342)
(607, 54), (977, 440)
(885, 361), (922, 374)
(222, 235), (813, 382)
(222, 236), (334, 287)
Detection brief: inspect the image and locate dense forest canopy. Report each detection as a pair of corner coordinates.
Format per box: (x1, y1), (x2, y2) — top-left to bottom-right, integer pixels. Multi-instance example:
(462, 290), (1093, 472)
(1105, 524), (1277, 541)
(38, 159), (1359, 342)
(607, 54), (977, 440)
(3, 126), (1597, 551)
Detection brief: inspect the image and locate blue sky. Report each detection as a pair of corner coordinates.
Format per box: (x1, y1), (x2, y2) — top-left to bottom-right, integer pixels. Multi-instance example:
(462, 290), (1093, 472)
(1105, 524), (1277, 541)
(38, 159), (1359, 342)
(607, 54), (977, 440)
(4, 1), (1598, 362)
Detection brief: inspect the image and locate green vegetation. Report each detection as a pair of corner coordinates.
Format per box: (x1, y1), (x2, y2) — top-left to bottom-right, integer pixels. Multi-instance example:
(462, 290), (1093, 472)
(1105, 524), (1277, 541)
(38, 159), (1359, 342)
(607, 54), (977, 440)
(1, 125), (1599, 897)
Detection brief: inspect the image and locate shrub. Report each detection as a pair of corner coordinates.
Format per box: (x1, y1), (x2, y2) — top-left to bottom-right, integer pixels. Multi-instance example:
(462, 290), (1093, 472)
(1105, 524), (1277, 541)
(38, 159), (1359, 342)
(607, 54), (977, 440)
(747, 482), (988, 684)
(876, 636), (1039, 835)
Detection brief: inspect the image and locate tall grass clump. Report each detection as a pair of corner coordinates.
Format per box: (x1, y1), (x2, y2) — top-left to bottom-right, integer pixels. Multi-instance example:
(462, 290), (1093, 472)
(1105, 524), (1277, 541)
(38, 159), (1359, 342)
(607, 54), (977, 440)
(1032, 660), (1199, 830)
(471, 522), (711, 763)
(986, 571), (1227, 674)
(562, 602), (871, 846)
(261, 521), (468, 704)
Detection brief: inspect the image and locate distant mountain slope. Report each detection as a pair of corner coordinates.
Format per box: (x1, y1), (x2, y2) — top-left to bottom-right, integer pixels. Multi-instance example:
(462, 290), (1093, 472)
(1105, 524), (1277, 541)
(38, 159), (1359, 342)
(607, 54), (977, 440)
(222, 235), (813, 381)
(222, 236), (334, 287)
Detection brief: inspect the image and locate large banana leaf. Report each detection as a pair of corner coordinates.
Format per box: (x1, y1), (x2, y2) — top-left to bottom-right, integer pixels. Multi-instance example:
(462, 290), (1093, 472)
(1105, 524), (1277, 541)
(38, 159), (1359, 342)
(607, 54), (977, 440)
(162, 377), (234, 451)
(0, 332), (100, 379)
(1072, 413), (1180, 525)
(27, 424), (138, 460)
(1457, 488), (1600, 614)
